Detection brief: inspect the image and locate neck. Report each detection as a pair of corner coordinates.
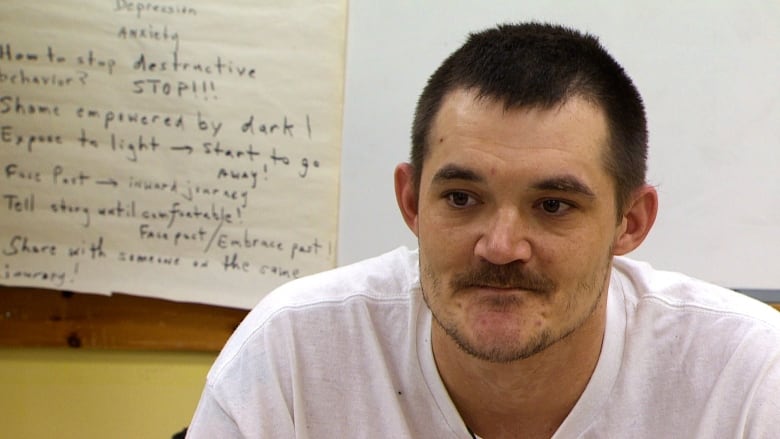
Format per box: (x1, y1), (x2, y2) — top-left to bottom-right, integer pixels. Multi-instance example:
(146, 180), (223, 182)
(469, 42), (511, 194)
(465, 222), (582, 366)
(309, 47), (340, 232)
(432, 292), (607, 439)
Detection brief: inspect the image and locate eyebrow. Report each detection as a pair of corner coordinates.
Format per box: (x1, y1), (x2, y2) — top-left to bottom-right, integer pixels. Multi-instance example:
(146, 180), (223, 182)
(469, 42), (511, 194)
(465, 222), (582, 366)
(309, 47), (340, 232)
(431, 164), (596, 198)
(532, 175), (596, 198)
(431, 164), (483, 184)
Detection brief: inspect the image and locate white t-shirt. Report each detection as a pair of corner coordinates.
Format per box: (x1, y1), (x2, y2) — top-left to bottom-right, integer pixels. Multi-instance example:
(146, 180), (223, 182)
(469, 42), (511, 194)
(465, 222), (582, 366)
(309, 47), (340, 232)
(187, 247), (780, 438)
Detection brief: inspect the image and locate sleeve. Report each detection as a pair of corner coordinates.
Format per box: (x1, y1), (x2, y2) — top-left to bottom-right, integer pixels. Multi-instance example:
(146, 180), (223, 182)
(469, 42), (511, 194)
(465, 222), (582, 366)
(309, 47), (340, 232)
(744, 353), (780, 439)
(186, 385), (243, 438)
(185, 311), (297, 438)
(185, 362), (297, 438)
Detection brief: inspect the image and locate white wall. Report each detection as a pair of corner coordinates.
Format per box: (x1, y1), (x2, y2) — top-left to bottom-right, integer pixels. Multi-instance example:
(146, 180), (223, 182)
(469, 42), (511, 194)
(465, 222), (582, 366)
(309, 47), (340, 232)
(338, 0), (780, 290)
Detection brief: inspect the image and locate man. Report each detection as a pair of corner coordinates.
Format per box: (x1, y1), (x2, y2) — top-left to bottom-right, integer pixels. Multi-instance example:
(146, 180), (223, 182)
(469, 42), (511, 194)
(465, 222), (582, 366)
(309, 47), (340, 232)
(188, 23), (780, 438)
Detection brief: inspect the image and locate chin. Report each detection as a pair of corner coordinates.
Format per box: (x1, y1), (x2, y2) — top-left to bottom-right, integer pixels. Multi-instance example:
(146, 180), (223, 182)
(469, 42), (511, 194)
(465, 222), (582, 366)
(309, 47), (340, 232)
(461, 329), (558, 363)
(450, 314), (557, 363)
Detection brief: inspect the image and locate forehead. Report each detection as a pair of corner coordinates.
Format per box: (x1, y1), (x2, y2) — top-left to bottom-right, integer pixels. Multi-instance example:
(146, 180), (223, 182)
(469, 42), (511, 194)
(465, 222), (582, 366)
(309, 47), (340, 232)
(425, 89), (611, 182)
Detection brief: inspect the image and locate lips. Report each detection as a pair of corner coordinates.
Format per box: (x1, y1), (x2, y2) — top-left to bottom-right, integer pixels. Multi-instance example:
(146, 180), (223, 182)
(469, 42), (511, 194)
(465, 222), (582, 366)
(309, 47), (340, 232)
(472, 283), (534, 291)
(466, 286), (530, 310)
(467, 284), (544, 300)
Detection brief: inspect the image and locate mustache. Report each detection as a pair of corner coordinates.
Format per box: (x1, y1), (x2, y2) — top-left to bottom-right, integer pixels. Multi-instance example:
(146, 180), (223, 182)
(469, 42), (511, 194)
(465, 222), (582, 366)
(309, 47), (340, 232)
(450, 262), (556, 294)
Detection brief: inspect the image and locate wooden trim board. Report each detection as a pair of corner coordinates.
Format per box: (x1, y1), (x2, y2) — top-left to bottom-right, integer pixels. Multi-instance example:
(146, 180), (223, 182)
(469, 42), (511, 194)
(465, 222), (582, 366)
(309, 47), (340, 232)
(0, 287), (248, 351)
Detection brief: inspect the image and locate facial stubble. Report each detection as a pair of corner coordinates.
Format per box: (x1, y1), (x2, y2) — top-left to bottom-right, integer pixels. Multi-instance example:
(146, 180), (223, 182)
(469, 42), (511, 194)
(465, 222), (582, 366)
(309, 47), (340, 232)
(421, 254), (611, 364)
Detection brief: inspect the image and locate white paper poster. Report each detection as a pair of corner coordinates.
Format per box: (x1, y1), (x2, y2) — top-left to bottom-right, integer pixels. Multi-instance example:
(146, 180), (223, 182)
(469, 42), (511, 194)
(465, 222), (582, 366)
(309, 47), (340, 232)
(0, 0), (347, 308)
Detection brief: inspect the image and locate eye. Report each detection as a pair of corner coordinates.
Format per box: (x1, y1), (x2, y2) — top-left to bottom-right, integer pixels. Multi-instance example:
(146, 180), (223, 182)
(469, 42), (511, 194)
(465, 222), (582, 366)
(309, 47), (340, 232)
(538, 199), (573, 215)
(445, 191), (478, 208)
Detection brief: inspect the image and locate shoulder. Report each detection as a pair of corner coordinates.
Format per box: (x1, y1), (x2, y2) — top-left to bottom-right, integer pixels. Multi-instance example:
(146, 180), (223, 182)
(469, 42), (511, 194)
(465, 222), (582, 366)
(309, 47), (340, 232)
(610, 256), (780, 370)
(260, 245), (420, 311)
(209, 246), (421, 377)
(598, 257), (780, 435)
(612, 255), (780, 330)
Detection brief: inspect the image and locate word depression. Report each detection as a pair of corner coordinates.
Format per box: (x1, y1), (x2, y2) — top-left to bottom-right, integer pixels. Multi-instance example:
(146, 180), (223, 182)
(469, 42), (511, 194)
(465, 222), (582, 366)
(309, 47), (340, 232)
(114, 0), (197, 19)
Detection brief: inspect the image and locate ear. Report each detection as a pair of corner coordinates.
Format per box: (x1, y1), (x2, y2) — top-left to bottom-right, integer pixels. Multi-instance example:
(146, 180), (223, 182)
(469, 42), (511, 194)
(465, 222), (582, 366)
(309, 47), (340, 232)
(394, 163), (420, 237)
(613, 185), (658, 255)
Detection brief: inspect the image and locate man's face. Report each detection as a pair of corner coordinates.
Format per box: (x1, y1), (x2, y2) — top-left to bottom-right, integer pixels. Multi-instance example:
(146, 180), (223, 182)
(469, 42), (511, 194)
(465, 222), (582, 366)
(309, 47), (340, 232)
(412, 89), (625, 363)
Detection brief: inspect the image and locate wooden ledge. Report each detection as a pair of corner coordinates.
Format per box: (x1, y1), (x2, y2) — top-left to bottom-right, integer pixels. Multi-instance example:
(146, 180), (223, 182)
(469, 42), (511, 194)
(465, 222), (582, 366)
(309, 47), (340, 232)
(0, 286), (248, 351)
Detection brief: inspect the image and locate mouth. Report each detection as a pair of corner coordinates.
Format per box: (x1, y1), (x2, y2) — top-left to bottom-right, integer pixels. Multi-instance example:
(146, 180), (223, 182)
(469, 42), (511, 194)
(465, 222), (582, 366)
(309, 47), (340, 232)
(464, 286), (533, 312)
(459, 286), (546, 310)
(468, 284), (542, 295)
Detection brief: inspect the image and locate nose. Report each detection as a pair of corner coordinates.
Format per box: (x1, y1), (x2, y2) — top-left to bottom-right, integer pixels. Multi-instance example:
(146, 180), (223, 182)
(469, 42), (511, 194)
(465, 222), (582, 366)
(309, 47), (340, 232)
(474, 207), (532, 265)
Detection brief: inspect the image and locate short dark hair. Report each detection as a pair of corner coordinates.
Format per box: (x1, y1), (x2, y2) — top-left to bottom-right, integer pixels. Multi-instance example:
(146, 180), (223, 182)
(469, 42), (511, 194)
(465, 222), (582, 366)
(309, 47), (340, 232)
(410, 22), (648, 214)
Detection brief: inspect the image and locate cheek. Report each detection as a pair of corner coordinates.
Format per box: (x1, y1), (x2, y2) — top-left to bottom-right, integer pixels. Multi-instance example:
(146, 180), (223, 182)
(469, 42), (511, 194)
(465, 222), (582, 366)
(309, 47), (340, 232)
(418, 231), (479, 302)
(419, 234), (466, 276)
(533, 229), (612, 280)
(419, 214), (476, 254)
